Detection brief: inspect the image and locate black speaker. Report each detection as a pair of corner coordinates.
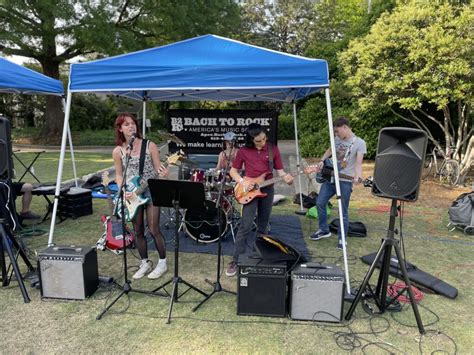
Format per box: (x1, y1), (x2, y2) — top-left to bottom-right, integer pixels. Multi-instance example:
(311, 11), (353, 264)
(372, 127), (427, 201)
(290, 264), (345, 322)
(0, 116), (13, 181)
(237, 254), (287, 317)
(38, 245), (99, 300)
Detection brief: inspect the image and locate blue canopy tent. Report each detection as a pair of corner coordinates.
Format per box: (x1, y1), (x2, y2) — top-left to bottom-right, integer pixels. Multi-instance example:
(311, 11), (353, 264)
(0, 57), (64, 95)
(53, 35), (351, 292)
(0, 57), (79, 210)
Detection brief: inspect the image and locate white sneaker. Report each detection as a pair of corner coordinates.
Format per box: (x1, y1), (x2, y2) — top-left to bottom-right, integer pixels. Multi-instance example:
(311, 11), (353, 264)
(132, 259), (152, 279)
(148, 260), (168, 279)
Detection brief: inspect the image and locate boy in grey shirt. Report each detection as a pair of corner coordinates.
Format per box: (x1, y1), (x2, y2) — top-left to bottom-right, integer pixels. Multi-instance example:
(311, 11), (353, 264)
(310, 117), (367, 249)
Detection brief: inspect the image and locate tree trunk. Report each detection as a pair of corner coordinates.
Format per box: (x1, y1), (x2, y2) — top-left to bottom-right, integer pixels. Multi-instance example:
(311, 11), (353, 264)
(459, 136), (473, 184)
(40, 60), (64, 140)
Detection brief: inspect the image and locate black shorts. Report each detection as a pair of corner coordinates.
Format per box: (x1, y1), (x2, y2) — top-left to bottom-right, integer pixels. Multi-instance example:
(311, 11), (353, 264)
(11, 182), (25, 198)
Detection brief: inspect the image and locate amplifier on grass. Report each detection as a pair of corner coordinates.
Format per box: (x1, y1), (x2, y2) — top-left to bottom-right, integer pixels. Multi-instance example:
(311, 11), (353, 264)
(290, 264), (345, 322)
(38, 245), (98, 300)
(59, 187), (93, 219)
(237, 253), (288, 317)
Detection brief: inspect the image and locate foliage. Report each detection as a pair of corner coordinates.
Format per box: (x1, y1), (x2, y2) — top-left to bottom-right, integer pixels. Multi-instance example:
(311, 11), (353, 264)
(0, 0), (241, 136)
(339, 2), (473, 180)
(237, 0), (315, 55)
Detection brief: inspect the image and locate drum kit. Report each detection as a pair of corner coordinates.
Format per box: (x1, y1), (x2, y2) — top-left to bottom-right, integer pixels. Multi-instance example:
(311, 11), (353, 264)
(158, 131), (240, 244)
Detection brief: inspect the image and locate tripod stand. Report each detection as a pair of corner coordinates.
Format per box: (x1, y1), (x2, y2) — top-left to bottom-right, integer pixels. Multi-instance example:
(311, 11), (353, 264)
(345, 199), (425, 334)
(193, 150), (236, 312)
(96, 151), (166, 320)
(0, 219), (32, 303)
(148, 179), (208, 323)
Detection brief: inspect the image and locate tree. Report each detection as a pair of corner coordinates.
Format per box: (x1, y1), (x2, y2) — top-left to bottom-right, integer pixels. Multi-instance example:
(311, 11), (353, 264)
(339, 2), (473, 181)
(0, 0), (241, 136)
(237, 0), (316, 55)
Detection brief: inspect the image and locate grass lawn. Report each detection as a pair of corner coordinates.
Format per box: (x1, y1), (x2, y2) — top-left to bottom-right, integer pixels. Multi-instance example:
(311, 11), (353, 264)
(1, 152), (473, 353)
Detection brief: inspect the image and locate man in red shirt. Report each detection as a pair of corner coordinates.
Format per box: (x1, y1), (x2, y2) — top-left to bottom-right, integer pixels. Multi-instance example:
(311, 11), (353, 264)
(226, 123), (293, 276)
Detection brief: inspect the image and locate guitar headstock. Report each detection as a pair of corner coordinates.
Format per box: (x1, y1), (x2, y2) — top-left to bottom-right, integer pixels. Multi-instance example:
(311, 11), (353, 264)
(101, 171), (111, 187)
(166, 149), (185, 166)
(363, 176), (374, 188)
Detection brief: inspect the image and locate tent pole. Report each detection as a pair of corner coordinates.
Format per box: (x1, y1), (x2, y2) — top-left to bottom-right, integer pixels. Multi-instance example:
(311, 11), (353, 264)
(325, 88), (351, 295)
(62, 98), (78, 187)
(292, 102), (305, 214)
(142, 92), (147, 138)
(47, 91), (72, 246)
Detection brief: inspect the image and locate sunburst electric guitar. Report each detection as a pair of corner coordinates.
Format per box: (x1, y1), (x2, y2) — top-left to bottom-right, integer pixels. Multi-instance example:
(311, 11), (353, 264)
(116, 150), (184, 221)
(234, 166), (318, 205)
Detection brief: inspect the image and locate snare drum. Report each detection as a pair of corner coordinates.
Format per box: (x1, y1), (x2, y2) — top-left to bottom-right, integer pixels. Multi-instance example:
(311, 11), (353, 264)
(183, 192), (232, 243)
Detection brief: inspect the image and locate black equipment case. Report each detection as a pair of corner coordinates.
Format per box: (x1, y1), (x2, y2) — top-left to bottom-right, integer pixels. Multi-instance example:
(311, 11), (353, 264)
(59, 187), (93, 219)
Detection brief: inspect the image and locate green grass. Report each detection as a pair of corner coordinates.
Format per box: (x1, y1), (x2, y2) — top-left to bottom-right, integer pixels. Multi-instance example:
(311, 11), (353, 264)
(2, 153), (473, 353)
(12, 128), (164, 146)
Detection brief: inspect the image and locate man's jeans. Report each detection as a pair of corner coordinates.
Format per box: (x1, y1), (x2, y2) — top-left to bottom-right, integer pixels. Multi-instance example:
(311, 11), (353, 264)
(316, 181), (353, 242)
(233, 185), (274, 262)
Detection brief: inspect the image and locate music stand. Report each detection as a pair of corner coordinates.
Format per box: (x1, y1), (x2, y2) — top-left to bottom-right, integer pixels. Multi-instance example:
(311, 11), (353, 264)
(148, 179), (209, 324)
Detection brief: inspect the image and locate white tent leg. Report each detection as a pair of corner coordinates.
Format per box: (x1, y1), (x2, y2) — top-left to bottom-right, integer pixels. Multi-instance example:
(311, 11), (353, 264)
(47, 91), (72, 246)
(67, 124), (78, 187)
(292, 103), (305, 213)
(325, 88), (351, 294)
(61, 98), (78, 187)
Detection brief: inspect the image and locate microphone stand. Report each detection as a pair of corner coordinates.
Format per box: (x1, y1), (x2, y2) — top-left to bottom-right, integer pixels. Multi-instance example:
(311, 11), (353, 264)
(193, 142), (236, 312)
(97, 141), (166, 320)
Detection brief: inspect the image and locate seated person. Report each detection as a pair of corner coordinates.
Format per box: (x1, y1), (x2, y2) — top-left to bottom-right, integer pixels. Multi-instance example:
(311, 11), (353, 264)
(12, 182), (40, 220)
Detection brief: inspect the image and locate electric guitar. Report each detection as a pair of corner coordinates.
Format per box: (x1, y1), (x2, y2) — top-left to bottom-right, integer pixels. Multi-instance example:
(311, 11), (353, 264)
(316, 159), (362, 183)
(234, 166), (318, 205)
(117, 150), (184, 221)
(96, 171), (134, 254)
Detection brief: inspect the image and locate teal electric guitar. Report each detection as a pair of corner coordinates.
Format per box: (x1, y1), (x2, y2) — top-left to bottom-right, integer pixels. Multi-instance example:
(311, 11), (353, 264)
(116, 150), (184, 221)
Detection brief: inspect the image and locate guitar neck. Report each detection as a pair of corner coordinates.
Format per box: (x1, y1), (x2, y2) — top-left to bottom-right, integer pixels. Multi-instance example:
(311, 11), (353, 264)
(104, 187), (115, 216)
(258, 171), (298, 189)
(134, 161), (170, 195)
(322, 168), (354, 181)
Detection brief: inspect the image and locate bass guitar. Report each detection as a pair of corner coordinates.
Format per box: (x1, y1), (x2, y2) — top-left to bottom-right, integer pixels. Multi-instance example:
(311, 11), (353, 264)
(316, 159), (361, 184)
(234, 166), (317, 205)
(117, 150), (184, 221)
(316, 159), (373, 187)
(96, 171), (134, 254)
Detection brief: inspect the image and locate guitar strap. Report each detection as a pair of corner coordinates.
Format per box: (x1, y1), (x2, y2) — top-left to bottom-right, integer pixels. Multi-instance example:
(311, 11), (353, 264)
(139, 139), (148, 176)
(268, 143), (274, 172)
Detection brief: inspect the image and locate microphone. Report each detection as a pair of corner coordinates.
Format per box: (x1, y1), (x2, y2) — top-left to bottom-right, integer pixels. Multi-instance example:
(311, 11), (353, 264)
(127, 133), (137, 150)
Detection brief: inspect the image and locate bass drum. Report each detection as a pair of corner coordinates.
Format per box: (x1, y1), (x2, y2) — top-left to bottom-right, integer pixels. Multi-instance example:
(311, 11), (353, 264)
(183, 192), (232, 243)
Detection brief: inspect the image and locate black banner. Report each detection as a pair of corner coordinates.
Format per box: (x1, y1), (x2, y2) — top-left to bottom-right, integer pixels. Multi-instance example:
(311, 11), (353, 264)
(167, 109), (278, 154)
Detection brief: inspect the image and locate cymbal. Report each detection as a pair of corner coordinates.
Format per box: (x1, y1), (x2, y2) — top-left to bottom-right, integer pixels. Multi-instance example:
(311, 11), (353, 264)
(157, 130), (185, 145)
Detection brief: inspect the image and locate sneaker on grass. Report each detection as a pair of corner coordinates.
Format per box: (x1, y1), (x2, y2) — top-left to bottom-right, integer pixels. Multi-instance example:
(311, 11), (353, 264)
(133, 259), (152, 279)
(310, 230), (331, 241)
(225, 261), (237, 277)
(148, 259), (168, 279)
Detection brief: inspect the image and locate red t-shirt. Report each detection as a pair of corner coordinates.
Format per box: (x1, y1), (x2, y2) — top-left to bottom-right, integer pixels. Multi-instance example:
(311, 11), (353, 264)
(232, 143), (284, 179)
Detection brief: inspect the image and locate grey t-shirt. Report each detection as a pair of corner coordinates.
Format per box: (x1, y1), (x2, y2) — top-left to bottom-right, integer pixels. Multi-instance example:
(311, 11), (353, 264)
(334, 135), (367, 182)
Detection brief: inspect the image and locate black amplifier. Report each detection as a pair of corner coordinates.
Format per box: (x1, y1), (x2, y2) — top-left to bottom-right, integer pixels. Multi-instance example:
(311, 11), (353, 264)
(59, 188), (93, 219)
(237, 254), (287, 317)
(38, 245), (98, 300)
(290, 264), (345, 322)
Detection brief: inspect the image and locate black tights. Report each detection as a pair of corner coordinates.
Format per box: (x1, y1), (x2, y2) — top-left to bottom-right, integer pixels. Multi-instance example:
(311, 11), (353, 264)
(132, 204), (166, 260)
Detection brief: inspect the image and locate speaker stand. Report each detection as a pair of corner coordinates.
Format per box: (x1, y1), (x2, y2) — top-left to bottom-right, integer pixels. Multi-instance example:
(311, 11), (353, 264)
(0, 219), (30, 303)
(345, 199), (425, 334)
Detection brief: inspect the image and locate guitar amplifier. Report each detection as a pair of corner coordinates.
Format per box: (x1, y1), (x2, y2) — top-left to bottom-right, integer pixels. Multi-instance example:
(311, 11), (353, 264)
(38, 245), (99, 300)
(237, 254), (288, 317)
(290, 264), (345, 322)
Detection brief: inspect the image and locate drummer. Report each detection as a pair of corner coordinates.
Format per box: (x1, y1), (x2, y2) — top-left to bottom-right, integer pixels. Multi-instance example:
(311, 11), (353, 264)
(216, 131), (239, 170)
